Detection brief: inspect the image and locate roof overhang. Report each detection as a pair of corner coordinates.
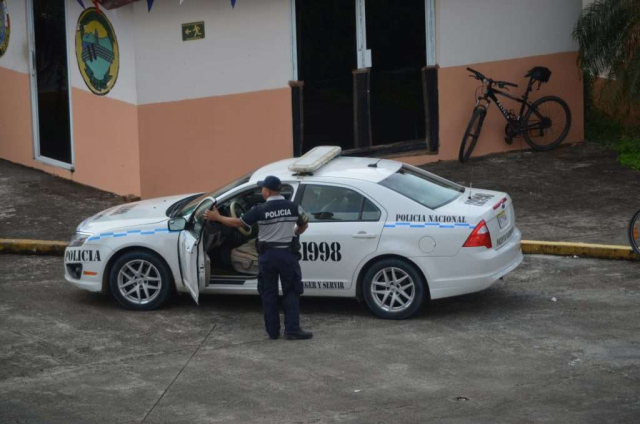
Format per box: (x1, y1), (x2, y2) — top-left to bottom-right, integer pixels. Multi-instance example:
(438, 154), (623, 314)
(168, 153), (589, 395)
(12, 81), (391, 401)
(98, 0), (140, 10)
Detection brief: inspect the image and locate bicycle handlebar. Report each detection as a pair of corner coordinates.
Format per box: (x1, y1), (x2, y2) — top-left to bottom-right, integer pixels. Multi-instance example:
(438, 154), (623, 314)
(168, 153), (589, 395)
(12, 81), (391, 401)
(466, 67), (518, 88)
(467, 67), (485, 80)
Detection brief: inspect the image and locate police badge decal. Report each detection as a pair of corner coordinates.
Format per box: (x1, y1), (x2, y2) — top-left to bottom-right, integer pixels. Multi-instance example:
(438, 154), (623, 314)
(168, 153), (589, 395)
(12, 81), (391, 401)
(75, 8), (119, 95)
(0, 0), (10, 58)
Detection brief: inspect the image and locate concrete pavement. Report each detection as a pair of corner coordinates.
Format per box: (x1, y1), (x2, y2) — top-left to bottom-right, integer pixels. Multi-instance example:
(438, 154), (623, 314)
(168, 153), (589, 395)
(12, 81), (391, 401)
(1, 254), (639, 423)
(0, 159), (123, 242)
(2, 142), (639, 247)
(419, 142), (640, 246)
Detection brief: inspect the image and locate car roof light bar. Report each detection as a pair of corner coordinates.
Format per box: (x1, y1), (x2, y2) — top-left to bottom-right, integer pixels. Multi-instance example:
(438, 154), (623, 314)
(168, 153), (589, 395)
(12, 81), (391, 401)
(288, 146), (342, 173)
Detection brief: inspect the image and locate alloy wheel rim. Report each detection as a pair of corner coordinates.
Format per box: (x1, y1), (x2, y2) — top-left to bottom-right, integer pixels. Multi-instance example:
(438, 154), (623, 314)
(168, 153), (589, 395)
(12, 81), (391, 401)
(371, 267), (415, 313)
(117, 260), (162, 305)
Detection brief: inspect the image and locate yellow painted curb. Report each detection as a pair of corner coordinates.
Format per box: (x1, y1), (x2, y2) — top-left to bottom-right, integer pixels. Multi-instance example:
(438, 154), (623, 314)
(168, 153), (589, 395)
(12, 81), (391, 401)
(0, 239), (68, 256)
(0, 238), (638, 261)
(522, 240), (639, 261)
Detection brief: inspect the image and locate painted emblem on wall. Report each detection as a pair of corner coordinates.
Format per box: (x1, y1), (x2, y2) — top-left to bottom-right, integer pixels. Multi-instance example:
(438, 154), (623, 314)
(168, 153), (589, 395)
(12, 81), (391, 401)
(0, 0), (10, 58)
(75, 8), (119, 96)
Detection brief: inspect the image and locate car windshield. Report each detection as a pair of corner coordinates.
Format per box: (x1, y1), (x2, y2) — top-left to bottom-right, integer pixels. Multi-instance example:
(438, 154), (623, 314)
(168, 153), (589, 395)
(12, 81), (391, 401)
(379, 167), (463, 209)
(178, 173), (252, 217)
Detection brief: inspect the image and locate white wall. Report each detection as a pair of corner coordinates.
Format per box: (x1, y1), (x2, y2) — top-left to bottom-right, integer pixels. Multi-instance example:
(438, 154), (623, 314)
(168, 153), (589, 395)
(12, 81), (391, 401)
(132, 0), (292, 105)
(0, 1), (138, 104)
(0, 0), (29, 73)
(66, 0), (138, 105)
(3, 0), (585, 104)
(436, 0), (582, 68)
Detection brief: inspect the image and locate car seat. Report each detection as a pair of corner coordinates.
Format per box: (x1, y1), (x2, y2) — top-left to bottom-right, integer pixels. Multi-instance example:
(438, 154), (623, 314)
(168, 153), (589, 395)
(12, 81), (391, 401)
(230, 239), (259, 274)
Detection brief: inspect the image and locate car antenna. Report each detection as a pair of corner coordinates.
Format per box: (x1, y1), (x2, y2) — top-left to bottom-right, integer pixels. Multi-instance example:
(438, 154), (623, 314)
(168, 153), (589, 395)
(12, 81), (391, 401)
(467, 165), (474, 199)
(368, 159), (382, 168)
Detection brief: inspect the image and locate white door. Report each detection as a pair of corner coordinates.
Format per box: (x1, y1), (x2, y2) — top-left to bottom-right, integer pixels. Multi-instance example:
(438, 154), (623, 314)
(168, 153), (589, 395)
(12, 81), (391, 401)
(177, 197), (215, 304)
(298, 184), (386, 291)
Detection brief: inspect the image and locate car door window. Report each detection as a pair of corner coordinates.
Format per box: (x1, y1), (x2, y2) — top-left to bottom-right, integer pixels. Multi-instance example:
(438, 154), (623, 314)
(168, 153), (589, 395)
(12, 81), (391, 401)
(191, 199), (214, 237)
(361, 198), (381, 221)
(300, 185), (380, 222)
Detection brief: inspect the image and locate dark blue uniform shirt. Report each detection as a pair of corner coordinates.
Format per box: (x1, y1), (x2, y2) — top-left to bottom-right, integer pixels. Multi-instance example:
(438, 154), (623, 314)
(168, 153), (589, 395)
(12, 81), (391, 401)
(240, 195), (308, 244)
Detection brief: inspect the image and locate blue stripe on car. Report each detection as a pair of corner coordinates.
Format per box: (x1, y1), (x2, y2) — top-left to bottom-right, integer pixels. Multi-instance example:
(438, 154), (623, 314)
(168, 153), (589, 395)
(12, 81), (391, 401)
(87, 228), (171, 241)
(384, 222), (476, 230)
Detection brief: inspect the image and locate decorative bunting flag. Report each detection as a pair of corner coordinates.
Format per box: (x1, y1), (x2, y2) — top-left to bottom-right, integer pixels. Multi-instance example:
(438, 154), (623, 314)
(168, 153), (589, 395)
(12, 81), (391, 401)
(147, 0), (154, 12)
(231, 0), (236, 8)
(77, 0), (85, 9)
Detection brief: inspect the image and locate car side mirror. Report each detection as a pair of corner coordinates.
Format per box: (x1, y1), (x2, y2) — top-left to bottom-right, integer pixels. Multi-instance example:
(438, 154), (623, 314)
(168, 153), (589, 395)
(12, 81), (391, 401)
(168, 218), (187, 231)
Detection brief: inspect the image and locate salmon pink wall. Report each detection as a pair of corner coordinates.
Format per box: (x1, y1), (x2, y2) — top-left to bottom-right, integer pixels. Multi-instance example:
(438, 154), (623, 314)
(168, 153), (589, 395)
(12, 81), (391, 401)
(0, 68), (33, 165)
(395, 51), (584, 165)
(0, 67), (141, 196)
(138, 88), (293, 198)
(71, 89), (141, 196)
(1, 62), (294, 199)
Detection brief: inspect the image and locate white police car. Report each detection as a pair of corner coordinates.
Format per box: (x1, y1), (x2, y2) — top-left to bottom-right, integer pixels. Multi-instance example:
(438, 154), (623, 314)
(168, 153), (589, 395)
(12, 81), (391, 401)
(65, 146), (522, 319)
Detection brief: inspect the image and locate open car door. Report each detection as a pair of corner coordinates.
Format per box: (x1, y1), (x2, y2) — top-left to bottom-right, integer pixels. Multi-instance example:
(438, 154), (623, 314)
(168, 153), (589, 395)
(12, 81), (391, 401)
(177, 197), (216, 304)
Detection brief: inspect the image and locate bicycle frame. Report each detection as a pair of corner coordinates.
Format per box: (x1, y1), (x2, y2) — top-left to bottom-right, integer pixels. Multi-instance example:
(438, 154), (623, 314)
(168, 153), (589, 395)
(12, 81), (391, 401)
(477, 80), (536, 123)
(461, 66), (569, 162)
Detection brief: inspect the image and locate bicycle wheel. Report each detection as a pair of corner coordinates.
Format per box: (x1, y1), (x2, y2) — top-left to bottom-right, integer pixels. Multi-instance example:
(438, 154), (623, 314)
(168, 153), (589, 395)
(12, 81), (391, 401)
(459, 107), (486, 163)
(629, 209), (640, 255)
(523, 96), (571, 151)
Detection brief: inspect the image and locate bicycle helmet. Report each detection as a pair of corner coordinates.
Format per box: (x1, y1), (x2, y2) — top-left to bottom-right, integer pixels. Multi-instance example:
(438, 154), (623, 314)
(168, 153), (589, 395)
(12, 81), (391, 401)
(525, 66), (551, 83)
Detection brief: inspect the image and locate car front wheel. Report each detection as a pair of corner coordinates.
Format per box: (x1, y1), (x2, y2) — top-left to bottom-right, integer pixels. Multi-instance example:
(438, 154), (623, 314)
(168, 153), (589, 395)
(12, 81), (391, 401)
(362, 259), (426, 320)
(109, 250), (173, 311)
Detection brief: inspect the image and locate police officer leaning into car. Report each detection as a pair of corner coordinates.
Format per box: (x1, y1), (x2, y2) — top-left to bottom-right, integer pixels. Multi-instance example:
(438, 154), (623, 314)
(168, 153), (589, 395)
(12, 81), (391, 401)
(203, 176), (313, 340)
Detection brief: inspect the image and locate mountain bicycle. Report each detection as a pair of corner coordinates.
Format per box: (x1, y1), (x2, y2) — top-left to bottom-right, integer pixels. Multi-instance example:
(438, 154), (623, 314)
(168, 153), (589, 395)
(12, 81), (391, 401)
(630, 210), (640, 255)
(459, 66), (572, 163)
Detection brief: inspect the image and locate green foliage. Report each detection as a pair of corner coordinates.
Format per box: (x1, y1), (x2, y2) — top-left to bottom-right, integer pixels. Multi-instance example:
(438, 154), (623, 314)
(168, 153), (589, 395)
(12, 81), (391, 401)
(586, 108), (640, 170)
(573, 0), (640, 112)
(616, 137), (640, 169)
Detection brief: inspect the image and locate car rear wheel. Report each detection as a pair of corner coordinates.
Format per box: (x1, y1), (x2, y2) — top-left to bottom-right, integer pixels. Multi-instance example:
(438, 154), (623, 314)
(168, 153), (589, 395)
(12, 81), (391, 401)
(362, 259), (426, 320)
(109, 250), (173, 311)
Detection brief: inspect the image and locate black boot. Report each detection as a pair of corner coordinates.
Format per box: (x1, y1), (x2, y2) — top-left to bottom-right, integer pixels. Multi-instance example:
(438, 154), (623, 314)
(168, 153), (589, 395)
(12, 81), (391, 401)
(284, 329), (313, 340)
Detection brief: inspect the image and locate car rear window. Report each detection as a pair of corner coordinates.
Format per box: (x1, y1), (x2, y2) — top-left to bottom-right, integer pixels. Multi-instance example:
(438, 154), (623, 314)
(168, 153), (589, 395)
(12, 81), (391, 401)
(379, 167), (463, 209)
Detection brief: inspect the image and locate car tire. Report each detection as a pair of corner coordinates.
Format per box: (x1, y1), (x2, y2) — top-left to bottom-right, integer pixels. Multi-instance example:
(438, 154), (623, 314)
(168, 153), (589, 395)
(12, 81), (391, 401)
(109, 250), (173, 311)
(362, 259), (426, 320)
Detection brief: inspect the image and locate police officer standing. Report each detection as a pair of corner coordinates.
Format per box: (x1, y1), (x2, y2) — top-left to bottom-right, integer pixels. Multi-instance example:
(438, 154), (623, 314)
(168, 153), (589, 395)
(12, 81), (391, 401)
(203, 176), (313, 340)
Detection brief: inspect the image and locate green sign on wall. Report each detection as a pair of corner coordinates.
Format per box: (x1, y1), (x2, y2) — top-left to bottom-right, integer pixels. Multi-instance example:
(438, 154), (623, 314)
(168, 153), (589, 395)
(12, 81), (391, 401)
(182, 22), (205, 41)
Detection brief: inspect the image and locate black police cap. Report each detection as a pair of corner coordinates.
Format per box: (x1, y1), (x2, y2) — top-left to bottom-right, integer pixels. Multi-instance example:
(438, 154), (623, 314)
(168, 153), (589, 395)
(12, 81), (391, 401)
(257, 176), (282, 191)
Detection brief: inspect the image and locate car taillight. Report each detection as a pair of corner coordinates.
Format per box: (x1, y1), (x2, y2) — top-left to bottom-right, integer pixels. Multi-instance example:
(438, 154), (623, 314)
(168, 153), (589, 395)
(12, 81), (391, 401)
(463, 220), (492, 248)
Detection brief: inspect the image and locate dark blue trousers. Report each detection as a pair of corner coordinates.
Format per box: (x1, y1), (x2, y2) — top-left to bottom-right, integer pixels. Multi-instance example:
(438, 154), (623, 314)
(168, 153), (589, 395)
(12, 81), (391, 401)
(258, 248), (304, 338)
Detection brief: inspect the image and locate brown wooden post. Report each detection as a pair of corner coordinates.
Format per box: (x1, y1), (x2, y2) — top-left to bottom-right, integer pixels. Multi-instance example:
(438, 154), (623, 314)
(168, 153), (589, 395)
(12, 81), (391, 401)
(422, 65), (439, 153)
(353, 69), (372, 149)
(289, 80), (304, 157)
